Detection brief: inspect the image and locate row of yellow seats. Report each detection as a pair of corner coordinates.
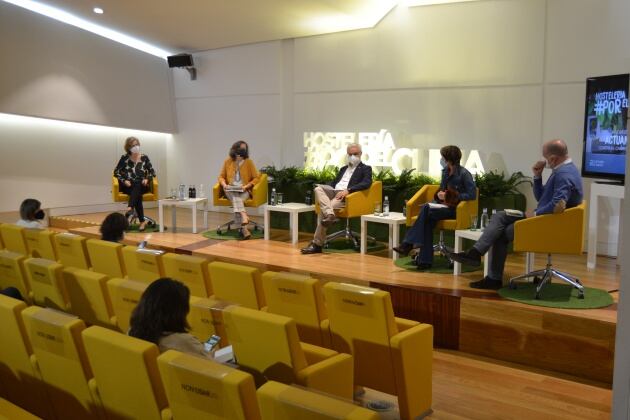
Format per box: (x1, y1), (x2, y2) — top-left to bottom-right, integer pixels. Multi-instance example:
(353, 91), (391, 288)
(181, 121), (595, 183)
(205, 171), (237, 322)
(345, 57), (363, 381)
(0, 295), (379, 420)
(0, 240), (434, 419)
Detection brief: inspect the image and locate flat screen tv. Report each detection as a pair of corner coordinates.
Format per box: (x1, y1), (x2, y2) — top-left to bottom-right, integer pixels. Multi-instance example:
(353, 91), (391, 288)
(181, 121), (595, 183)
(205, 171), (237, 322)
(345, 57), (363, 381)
(582, 74), (628, 183)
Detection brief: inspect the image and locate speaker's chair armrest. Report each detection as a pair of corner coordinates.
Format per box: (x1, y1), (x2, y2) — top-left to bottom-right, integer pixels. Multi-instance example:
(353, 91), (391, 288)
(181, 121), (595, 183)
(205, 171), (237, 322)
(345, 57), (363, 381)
(454, 191), (479, 230)
(407, 185), (440, 226)
(344, 181), (382, 217)
(250, 173), (268, 207)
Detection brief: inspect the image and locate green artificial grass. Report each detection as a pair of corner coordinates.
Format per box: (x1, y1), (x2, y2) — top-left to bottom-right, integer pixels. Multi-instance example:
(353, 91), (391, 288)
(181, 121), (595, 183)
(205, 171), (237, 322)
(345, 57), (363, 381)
(498, 283), (613, 309)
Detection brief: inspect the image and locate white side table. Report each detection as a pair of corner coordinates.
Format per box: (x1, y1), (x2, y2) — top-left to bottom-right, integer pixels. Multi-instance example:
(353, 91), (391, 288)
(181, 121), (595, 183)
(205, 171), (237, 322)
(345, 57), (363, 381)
(158, 198), (208, 234)
(360, 212), (407, 259)
(454, 229), (534, 278)
(263, 203), (315, 244)
(587, 183), (624, 269)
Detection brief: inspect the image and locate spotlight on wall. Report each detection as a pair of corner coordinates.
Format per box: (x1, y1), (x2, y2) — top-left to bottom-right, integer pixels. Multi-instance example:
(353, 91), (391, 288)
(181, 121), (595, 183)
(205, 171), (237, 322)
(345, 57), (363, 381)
(92, 7), (103, 14)
(167, 53), (196, 81)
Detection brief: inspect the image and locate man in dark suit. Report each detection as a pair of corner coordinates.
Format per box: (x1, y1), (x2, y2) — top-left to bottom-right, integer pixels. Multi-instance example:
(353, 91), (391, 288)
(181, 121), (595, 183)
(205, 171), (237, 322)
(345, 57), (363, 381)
(301, 143), (372, 254)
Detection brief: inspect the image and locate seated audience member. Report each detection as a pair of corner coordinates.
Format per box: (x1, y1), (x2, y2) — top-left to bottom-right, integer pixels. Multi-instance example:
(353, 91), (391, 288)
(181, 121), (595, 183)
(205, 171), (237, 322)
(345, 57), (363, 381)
(450, 139), (583, 289)
(114, 136), (156, 232)
(100, 212), (129, 243)
(0, 287), (24, 301)
(393, 145), (476, 270)
(129, 278), (213, 359)
(16, 198), (46, 228)
(301, 143), (372, 254)
(218, 140), (260, 240)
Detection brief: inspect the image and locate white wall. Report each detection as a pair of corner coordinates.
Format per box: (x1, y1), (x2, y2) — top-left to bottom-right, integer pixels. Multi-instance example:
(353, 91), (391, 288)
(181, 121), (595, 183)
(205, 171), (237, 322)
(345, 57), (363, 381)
(0, 113), (170, 213)
(0, 2), (174, 133)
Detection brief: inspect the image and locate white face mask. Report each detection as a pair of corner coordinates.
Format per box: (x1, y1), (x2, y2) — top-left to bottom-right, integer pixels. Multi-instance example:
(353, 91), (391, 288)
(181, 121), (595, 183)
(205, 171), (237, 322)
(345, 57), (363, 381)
(348, 154), (361, 166)
(440, 157), (448, 169)
(131, 145), (140, 154)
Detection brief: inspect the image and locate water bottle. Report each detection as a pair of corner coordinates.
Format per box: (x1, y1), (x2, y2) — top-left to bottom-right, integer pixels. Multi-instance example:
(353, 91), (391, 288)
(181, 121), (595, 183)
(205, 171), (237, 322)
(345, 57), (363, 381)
(191, 185), (197, 198)
(305, 190), (312, 206)
(270, 188), (277, 206)
(198, 184), (205, 198)
(402, 200), (408, 217)
(480, 208), (489, 230)
(178, 184), (186, 200)
(491, 209), (497, 220)
(383, 196), (390, 217)
(188, 186), (193, 198)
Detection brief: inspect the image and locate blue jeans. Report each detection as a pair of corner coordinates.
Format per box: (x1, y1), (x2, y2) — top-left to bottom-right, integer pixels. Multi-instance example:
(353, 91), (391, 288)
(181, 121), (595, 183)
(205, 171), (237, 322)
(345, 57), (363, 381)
(403, 204), (456, 264)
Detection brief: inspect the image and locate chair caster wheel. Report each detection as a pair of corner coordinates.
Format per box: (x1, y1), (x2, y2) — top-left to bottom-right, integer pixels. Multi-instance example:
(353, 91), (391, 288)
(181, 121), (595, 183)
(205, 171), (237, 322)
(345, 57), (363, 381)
(508, 282), (517, 290)
(216, 229), (222, 235)
(535, 293), (540, 300)
(578, 291), (585, 299)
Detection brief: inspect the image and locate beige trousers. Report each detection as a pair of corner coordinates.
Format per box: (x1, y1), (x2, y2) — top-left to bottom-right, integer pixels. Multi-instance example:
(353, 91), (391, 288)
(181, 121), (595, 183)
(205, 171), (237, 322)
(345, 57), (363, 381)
(313, 186), (345, 246)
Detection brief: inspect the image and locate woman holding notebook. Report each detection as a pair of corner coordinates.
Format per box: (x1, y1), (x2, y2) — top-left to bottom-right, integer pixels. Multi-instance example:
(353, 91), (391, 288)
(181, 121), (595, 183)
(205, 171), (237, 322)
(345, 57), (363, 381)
(393, 145), (476, 270)
(218, 140), (260, 239)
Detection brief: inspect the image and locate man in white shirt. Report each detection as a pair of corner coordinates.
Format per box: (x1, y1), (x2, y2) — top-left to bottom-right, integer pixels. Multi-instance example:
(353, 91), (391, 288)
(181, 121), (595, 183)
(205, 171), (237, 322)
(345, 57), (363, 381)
(301, 143), (373, 254)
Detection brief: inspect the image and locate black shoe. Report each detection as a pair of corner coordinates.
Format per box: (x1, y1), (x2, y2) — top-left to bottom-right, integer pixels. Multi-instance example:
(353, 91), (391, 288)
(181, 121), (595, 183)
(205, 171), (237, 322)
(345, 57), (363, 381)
(301, 242), (323, 254)
(417, 262), (432, 271)
(449, 248), (482, 267)
(469, 277), (503, 290)
(393, 242), (413, 257)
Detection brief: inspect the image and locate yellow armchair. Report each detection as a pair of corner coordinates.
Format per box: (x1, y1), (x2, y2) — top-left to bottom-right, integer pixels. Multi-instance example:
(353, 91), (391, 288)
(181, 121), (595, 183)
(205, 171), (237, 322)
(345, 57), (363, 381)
(315, 181), (383, 249)
(112, 174), (158, 203)
(213, 173), (268, 234)
(509, 202), (586, 299)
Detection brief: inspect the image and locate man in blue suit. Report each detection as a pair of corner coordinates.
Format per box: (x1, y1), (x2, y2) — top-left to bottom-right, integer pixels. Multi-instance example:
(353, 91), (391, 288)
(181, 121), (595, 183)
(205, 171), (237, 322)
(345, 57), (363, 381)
(301, 143), (372, 254)
(450, 139), (583, 289)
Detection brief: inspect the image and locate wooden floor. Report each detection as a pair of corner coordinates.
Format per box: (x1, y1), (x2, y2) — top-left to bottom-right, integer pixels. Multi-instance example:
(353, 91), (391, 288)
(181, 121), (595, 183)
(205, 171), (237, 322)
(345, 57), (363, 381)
(10, 208), (616, 418)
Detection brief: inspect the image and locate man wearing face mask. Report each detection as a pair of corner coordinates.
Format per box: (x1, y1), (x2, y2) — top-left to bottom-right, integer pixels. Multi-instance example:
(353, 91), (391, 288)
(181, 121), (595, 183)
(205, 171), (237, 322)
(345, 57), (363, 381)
(393, 145), (476, 269)
(16, 198), (47, 228)
(301, 143), (372, 254)
(450, 139), (583, 289)
(114, 136), (156, 232)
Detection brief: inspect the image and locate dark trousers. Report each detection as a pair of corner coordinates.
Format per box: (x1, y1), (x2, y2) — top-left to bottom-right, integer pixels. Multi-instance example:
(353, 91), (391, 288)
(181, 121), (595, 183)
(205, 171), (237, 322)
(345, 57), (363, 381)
(403, 204), (456, 264)
(473, 211), (525, 280)
(119, 181), (149, 222)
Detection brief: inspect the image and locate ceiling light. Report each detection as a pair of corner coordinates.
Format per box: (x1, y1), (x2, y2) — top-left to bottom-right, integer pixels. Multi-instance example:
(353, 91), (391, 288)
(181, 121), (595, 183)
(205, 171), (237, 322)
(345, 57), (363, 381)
(401, 0), (480, 7)
(92, 7), (103, 14)
(1, 0), (171, 58)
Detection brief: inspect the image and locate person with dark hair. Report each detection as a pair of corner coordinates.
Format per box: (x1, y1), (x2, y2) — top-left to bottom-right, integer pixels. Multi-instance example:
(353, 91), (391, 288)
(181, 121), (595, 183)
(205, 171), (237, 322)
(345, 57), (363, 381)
(114, 136), (156, 232)
(0, 287), (24, 301)
(450, 139), (583, 289)
(100, 212), (128, 243)
(393, 145), (476, 270)
(128, 278), (213, 358)
(16, 198), (46, 228)
(218, 140), (260, 239)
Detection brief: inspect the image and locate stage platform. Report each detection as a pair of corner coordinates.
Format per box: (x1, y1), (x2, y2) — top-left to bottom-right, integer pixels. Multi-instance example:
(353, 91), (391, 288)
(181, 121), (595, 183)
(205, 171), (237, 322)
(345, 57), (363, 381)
(57, 209), (619, 385)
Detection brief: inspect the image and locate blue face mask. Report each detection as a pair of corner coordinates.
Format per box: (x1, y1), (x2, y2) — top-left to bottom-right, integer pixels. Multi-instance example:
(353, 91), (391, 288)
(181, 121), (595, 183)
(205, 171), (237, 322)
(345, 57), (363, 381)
(440, 157), (448, 169)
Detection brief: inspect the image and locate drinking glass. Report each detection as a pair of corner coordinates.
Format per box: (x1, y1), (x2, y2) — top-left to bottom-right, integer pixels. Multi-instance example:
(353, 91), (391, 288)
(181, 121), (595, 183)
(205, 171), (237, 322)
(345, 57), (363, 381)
(276, 193), (284, 205)
(374, 202), (382, 216)
(470, 215), (478, 231)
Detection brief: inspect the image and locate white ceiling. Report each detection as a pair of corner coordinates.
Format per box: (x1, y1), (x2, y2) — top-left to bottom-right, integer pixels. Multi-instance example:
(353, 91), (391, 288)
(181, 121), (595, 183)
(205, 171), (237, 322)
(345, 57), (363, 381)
(34, 0), (398, 53)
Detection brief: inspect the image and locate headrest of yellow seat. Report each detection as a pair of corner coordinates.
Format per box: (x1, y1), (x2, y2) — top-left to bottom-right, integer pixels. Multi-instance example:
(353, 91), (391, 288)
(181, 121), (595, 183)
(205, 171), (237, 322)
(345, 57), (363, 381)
(122, 246), (165, 284)
(262, 271), (326, 325)
(323, 282), (398, 343)
(86, 239), (125, 278)
(0, 224), (27, 254)
(106, 277), (147, 332)
(208, 262), (264, 309)
(158, 350), (260, 420)
(55, 233), (90, 269)
(223, 306), (307, 380)
(257, 381), (379, 420)
(0, 250), (28, 298)
(163, 254), (211, 297)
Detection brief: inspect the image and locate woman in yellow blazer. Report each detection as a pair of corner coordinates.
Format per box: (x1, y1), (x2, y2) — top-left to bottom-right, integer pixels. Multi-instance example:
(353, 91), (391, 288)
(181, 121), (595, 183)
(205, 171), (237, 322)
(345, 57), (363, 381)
(218, 140), (260, 239)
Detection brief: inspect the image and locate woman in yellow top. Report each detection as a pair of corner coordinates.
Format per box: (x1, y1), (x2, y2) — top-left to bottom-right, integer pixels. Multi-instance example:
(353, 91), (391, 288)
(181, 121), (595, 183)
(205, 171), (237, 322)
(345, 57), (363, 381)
(218, 140), (260, 239)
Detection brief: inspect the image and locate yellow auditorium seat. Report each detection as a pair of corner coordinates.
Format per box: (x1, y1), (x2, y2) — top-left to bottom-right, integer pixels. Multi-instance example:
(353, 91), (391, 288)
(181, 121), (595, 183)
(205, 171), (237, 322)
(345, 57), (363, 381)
(24, 258), (70, 311)
(86, 238), (126, 278)
(54, 232), (91, 269)
(106, 277), (147, 333)
(163, 253), (212, 297)
(224, 306), (353, 399)
(323, 282), (433, 420)
(22, 306), (104, 419)
(0, 250), (32, 302)
(262, 271), (330, 347)
(257, 381), (379, 420)
(23, 229), (57, 261)
(82, 326), (169, 420)
(62, 268), (115, 328)
(188, 296), (229, 348)
(208, 261), (265, 309)
(406, 185), (479, 259)
(0, 397), (41, 420)
(158, 350), (261, 420)
(0, 224), (27, 255)
(0, 295), (52, 418)
(122, 246), (165, 284)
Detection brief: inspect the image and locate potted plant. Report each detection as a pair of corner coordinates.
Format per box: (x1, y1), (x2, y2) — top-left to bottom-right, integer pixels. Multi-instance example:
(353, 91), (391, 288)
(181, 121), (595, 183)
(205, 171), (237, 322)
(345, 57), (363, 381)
(474, 170), (532, 215)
